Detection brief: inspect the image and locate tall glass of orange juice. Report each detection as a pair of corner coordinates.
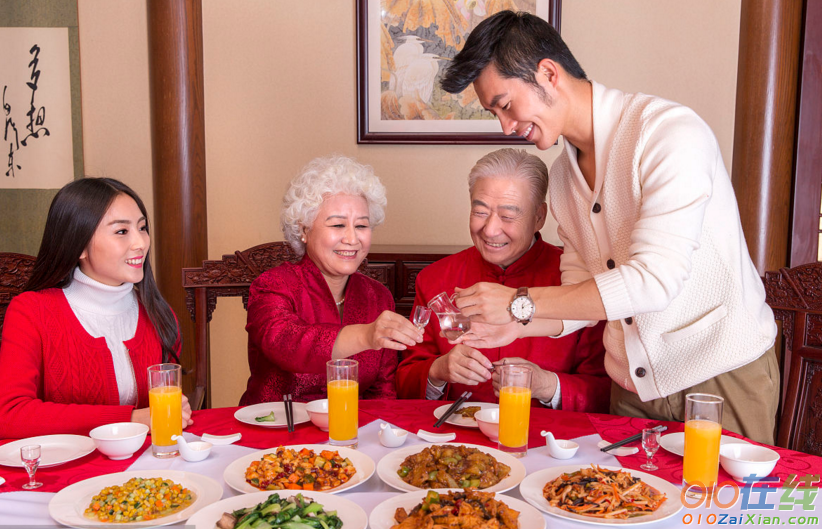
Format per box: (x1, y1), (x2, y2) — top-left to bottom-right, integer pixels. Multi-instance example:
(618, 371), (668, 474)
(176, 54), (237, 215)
(326, 359), (358, 448)
(498, 364), (532, 457)
(147, 364), (182, 458)
(683, 393), (724, 496)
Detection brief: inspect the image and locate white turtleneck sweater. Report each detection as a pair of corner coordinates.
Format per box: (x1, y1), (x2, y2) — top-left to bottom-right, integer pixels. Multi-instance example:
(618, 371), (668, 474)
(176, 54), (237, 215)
(63, 268), (140, 406)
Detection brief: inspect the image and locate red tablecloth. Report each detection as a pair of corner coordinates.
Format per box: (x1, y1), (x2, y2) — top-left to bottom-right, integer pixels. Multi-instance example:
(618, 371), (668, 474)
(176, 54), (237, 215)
(1, 400), (821, 493)
(588, 414), (822, 487)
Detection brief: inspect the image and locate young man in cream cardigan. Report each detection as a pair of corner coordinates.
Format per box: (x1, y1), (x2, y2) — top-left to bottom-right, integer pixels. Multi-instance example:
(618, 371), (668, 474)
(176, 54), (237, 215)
(440, 10), (778, 444)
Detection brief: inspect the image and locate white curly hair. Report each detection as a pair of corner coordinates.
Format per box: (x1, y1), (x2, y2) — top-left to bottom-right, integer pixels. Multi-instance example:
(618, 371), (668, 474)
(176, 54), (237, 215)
(281, 155), (387, 257)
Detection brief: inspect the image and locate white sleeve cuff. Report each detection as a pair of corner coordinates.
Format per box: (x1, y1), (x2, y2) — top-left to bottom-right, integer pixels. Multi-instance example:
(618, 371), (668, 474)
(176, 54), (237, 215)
(555, 319), (596, 337)
(426, 377), (446, 400)
(538, 373), (562, 409)
(594, 268), (635, 320)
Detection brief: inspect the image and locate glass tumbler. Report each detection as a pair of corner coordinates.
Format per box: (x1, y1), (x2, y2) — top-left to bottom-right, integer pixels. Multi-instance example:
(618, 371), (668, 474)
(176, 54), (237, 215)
(683, 393), (724, 496)
(327, 359), (359, 448)
(497, 364), (532, 457)
(148, 363), (182, 458)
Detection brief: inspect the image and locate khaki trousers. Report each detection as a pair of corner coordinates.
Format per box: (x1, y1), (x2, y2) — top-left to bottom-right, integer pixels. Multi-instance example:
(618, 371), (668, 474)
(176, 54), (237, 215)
(610, 346), (779, 445)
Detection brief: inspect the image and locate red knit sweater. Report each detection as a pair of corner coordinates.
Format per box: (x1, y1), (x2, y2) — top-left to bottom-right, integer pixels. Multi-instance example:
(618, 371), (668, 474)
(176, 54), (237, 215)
(0, 288), (175, 439)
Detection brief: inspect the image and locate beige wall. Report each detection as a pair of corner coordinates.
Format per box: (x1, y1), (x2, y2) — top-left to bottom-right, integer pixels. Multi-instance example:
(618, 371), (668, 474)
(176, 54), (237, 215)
(78, 0), (741, 407)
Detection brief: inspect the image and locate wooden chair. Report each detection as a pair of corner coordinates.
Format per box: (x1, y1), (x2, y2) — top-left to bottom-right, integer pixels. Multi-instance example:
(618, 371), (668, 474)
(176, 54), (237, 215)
(0, 252), (36, 347)
(764, 262), (822, 455)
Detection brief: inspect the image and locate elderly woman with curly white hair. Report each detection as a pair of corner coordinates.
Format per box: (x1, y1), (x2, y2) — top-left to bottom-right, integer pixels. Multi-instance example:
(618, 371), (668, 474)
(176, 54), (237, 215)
(240, 155), (423, 404)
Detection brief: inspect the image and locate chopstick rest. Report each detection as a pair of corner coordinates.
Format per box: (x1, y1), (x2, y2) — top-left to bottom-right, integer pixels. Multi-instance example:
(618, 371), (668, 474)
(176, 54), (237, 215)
(201, 432), (242, 445)
(597, 439), (639, 456)
(433, 391), (472, 428)
(417, 429), (457, 442)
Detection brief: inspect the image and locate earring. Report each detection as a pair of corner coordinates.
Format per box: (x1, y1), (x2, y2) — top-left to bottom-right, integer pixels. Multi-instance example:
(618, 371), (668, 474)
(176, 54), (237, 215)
(301, 236), (306, 243)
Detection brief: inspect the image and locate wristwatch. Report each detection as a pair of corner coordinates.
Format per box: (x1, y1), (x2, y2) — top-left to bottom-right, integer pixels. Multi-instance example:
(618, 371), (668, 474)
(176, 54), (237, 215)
(508, 287), (535, 325)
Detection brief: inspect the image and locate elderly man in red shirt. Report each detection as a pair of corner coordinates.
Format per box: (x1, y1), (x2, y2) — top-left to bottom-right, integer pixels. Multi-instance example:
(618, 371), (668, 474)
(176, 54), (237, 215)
(396, 148), (608, 411)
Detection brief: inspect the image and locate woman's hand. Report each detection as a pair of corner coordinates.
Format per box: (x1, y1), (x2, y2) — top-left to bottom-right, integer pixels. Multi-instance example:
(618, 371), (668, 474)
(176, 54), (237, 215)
(362, 310), (424, 351)
(449, 321), (522, 349)
(130, 395), (194, 429)
(429, 345), (494, 386)
(130, 407), (151, 427)
(491, 357), (558, 401)
(181, 394), (194, 428)
(454, 283), (516, 324)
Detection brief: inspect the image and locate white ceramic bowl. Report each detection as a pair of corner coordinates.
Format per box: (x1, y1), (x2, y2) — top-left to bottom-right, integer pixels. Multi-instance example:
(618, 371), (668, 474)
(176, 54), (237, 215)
(719, 443), (780, 481)
(89, 422), (149, 460)
(306, 399), (329, 431)
(475, 408), (499, 442)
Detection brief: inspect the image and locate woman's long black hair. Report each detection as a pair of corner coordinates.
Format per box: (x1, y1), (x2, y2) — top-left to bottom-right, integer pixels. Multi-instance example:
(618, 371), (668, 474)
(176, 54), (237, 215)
(25, 178), (180, 363)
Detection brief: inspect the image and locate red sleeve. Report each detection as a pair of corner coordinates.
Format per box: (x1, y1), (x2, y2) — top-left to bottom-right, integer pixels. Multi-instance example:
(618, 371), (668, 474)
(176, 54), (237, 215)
(246, 271), (341, 375)
(555, 321), (610, 413)
(0, 296), (133, 439)
(396, 290), (442, 399)
(363, 350), (399, 399)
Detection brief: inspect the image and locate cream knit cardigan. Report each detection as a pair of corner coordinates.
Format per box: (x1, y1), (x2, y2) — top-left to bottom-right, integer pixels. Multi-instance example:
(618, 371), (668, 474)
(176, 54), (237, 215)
(550, 82), (776, 401)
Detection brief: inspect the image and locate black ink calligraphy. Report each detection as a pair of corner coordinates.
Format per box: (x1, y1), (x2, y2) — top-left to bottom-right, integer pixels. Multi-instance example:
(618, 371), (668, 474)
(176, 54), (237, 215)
(20, 44), (50, 147)
(3, 86), (21, 178)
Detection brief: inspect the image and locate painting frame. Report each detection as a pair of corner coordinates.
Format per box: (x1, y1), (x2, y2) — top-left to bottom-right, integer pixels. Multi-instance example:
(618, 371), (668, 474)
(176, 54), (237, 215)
(357, 0), (561, 144)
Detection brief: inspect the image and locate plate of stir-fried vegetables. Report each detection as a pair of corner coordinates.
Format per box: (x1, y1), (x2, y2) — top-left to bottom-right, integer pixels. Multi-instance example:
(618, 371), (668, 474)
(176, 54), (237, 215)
(47, 471), (223, 528)
(223, 445), (375, 494)
(519, 465), (682, 525)
(369, 488), (545, 529)
(377, 443), (526, 493)
(186, 491), (367, 529)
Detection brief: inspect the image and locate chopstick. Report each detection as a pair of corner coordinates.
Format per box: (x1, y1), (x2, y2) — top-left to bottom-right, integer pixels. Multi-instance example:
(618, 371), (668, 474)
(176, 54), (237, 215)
(433, 391), (472, 428)
(599, 424), (667, 452)
(284, 394), (294, 433)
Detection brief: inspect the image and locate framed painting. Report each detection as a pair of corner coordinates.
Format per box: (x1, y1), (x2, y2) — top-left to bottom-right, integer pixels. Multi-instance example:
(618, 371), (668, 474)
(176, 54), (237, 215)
(357, 0), (561, 144)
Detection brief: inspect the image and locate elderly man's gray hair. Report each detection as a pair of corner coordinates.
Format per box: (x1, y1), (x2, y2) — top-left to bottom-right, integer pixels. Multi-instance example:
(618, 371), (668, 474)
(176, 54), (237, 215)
(281, 155), (387, 257)
(468, 148), (549, 210)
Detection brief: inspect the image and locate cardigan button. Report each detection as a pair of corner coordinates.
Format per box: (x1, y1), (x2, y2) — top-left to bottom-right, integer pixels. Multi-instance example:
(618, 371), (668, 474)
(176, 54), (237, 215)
(607, 259), (615, 269)
(635, 367), (646, 377)
(625, 317), (633, 325)
(592, 203), (602, 213)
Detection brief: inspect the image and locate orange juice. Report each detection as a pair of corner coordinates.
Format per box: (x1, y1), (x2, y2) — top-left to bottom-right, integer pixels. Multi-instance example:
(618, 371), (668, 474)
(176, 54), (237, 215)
(328, 379), (358, 441)
(683, 419), (722, 486)
(149, 386), (182, 447)
(499, 386), (531, 448)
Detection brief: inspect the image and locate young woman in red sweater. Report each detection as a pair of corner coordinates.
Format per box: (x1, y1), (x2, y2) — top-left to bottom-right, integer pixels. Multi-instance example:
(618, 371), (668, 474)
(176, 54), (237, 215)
(0, 178), (193, 438)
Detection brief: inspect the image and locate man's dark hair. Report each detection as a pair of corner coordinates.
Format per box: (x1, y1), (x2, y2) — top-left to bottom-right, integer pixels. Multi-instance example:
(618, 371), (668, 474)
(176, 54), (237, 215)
(441, 10), (587, 93)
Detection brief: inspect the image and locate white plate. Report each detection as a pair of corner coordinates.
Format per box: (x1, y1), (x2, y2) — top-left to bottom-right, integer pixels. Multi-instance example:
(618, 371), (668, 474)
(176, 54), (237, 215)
(186, 490), (367, 529)
(223, 444), (375, 494)
(433, 402), (499, 428)
(659, 432), (752, 457)
(234, 402), (310, 428)
(519, 465), (683, 525)
(48, 470), (223, 528)
(370, 488), (546, 529)
(0, 434), (96, 468)
(377, 442), (526, 493)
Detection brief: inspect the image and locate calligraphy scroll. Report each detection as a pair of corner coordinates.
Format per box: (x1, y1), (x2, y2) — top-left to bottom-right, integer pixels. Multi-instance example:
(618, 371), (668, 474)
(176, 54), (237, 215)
(0, 27), (73, 189)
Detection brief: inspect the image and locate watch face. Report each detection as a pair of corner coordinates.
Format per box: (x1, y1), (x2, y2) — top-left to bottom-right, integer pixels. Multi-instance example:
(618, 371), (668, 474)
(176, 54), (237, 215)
(511, 296), (534, 320)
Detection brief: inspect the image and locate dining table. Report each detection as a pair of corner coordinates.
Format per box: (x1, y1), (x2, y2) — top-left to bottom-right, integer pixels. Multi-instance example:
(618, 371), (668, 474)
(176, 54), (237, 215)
(1, 399), (821, 528)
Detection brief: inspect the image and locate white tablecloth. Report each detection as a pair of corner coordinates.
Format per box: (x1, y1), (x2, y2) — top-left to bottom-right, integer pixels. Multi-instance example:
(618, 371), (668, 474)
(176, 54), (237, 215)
(1, 420), (818, 527)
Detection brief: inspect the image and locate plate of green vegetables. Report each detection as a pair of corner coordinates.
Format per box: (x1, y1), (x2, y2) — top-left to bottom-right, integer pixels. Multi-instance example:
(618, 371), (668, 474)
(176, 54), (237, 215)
(186, 491), (366, 529)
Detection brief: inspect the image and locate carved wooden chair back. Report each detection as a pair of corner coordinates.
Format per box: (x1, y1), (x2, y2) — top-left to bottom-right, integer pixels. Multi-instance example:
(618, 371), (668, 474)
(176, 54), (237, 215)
(764, 262), (822, 455)
(182, 241), (367, 410)
(0, 253), (36, 347)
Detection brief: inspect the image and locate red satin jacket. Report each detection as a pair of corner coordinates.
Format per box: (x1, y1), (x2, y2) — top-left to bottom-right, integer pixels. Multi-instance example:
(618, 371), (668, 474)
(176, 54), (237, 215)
(242, 256), (398, 404)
